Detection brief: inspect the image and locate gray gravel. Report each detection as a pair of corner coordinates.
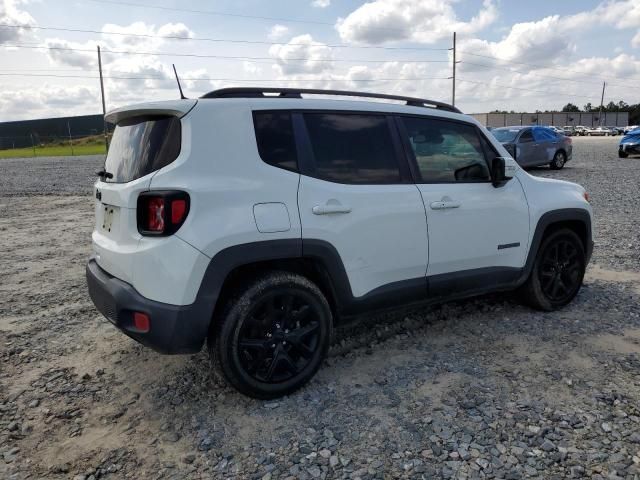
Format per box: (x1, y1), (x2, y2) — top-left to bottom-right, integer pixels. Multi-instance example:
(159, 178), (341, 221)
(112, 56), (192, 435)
(0, 155), (104, 196)
(2, 136), (640, 479)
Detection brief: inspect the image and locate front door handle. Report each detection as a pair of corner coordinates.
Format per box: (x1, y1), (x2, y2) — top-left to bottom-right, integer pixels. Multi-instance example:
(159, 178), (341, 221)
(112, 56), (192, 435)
(430, 200), (461, 210)
(312, 202), (352, 215)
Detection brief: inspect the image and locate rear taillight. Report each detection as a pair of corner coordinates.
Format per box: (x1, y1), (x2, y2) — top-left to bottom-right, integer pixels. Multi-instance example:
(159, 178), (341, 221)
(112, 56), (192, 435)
(137, 191), (190, 236)
(147, 198), (165, 232)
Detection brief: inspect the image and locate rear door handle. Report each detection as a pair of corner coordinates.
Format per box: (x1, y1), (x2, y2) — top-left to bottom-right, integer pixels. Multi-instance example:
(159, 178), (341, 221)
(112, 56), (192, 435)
(312, 204), (352, 215)
(430, 200), (461, 210)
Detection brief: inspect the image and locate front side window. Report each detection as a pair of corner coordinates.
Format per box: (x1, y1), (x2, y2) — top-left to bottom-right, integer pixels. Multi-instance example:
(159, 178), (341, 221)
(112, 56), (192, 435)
(532, 128), (556, 142)
(253, 111), (298, 171)
(400, 116), (490, 183)
(303, 113), (401, 184)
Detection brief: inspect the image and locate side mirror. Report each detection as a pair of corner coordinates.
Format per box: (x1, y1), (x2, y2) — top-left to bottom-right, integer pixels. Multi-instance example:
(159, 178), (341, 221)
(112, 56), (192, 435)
(491, 157), (514, 188)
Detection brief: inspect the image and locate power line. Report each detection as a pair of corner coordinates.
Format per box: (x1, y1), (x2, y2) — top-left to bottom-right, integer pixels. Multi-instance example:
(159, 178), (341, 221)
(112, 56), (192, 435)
(0, 72), (450, 82)
(84, 0), (445, 40)
(0, 23), (450, 51)
(458, 50), (640, 85)
(459, 61), (640, 91)
(87, 0), (337, 26)
(458, 78), (597, 100)
(1, 44), (449, 63)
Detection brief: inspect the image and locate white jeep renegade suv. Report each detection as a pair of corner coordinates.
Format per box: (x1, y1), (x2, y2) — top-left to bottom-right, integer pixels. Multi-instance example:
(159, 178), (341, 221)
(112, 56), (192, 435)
(87, 88), (593, 399)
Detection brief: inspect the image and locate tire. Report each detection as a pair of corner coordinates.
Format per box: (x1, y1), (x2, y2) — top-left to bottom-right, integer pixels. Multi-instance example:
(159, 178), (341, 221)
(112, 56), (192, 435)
(619, 150), (628, 158)
(210, 272), (332, 399)
(549, 150), (566, 170)
(518, 229), (586, 311)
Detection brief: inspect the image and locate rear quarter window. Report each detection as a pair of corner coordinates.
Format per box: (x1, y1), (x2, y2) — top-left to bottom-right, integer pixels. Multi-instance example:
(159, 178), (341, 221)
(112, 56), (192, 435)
(104, 115), (181, 183)
(253, 111), (298, 172)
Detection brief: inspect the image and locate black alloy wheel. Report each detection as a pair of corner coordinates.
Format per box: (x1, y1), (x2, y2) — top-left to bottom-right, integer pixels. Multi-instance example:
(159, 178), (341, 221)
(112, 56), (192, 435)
(550, 151), (566, 170)
(211, 272), (332, 399)
(518, 228), (586, 311)
(538, 238), (583, 304)
(238, 291), (321, 384)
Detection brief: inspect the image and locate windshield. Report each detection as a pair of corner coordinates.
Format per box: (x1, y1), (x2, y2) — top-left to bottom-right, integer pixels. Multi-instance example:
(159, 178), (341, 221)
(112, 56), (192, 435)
(104, 115), (181, 183)
(491, 128), (521, 143)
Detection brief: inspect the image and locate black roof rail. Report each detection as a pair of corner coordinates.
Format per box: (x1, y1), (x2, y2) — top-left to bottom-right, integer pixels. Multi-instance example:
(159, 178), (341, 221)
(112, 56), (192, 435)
(200, 87), (461, 113)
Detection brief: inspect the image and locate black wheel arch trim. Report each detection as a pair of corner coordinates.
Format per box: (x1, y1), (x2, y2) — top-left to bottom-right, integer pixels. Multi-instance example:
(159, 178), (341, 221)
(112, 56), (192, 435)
(517, 207), (593, 285)
(198, 207), (592, 327)
(98, 207), (590, 353)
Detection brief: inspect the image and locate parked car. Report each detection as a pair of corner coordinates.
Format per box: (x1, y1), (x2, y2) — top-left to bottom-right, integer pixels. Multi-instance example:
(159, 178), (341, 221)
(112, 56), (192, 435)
(619, 127), (640, 158)
(547, 126), (565, 135)
(562, 126), (576, 136)
(86, 87), (593, 398)
(584, 126), (610, 136)
(624, 125), (639, 134)
(574, 126), (588, 136)
(491, 126), (572, 169)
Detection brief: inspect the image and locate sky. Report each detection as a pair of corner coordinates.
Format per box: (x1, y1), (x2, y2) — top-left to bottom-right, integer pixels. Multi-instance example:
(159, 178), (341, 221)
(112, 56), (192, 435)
(1, 0), (639, 121)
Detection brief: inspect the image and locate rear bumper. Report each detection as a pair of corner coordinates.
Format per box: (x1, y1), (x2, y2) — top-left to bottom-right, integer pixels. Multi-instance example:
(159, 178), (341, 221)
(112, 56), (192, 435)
(86, 258), (211, 354)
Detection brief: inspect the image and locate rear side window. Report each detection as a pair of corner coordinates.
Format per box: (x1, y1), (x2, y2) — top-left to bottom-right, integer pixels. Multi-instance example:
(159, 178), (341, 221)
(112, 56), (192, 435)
(253, 111), (298, 171)
(400, 116), (490, 183)
(519, 130), (534, 143)
(303, 113), (401, 184)
(104, 115), (181, 183)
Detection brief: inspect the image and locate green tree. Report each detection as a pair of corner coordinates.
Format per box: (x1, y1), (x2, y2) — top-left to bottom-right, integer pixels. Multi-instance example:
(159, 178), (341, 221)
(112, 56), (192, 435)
(561, 103), (580, 112)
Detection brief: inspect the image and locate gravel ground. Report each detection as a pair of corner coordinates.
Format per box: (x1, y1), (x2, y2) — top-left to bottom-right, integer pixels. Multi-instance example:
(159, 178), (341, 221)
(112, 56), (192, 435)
(2, 136), (640, 480)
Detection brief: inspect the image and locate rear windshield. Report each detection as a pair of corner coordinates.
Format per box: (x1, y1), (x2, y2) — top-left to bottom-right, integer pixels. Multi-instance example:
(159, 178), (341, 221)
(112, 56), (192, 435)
(104, 115), (181, 183)
(491, 128), (521, 143)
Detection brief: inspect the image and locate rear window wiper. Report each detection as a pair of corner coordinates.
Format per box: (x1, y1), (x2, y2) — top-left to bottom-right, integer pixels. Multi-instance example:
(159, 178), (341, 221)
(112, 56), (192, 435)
(96, 169), (114, 179)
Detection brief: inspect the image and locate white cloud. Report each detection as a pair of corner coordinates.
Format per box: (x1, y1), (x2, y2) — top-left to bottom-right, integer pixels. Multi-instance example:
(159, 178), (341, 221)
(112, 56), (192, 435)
(0, 0), (36, 44)
(632, 31), (640, 48)
(457, 1), (640, 71)
(269, 34), (333, 75)
(243, 61), (262, 75)
(311, 0), (330, 8)
(101, 21), (194, 50)
(336, 0), (497, 44)
(44, 38), (97, 68)
(566, 0), (640, 30)
(174, 68), (216, 94)
(105, 57), (174, 91)
(0, 84), (98, 120)
(268, 24), (289, 40)
(458, 15), (575, 68)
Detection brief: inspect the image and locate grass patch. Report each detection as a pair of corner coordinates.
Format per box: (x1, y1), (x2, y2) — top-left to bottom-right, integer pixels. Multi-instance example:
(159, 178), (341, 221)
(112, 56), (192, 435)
(0, 135), (107, 158)
(0, 144), (106, 158)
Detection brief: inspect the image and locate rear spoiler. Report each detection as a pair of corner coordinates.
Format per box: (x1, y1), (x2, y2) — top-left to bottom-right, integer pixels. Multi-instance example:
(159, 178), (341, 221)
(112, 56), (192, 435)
(105, 99), (197, 124)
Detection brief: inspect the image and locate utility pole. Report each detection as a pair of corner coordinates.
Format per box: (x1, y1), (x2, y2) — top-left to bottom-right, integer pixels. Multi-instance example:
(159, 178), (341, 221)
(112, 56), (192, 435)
(97, 46), (109, 153)
(451, 31), (457, 107)
(67, 121), (75, 156)
(598, 81), (606, 126)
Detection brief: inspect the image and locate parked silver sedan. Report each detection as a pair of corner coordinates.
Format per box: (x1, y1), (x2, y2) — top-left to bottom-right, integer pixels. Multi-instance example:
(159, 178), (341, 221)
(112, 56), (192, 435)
(491, 126), (573, 170)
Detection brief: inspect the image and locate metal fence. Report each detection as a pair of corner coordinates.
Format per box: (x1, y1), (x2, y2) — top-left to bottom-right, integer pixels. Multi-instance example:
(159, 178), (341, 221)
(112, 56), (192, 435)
(471, 111), (629, 128)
